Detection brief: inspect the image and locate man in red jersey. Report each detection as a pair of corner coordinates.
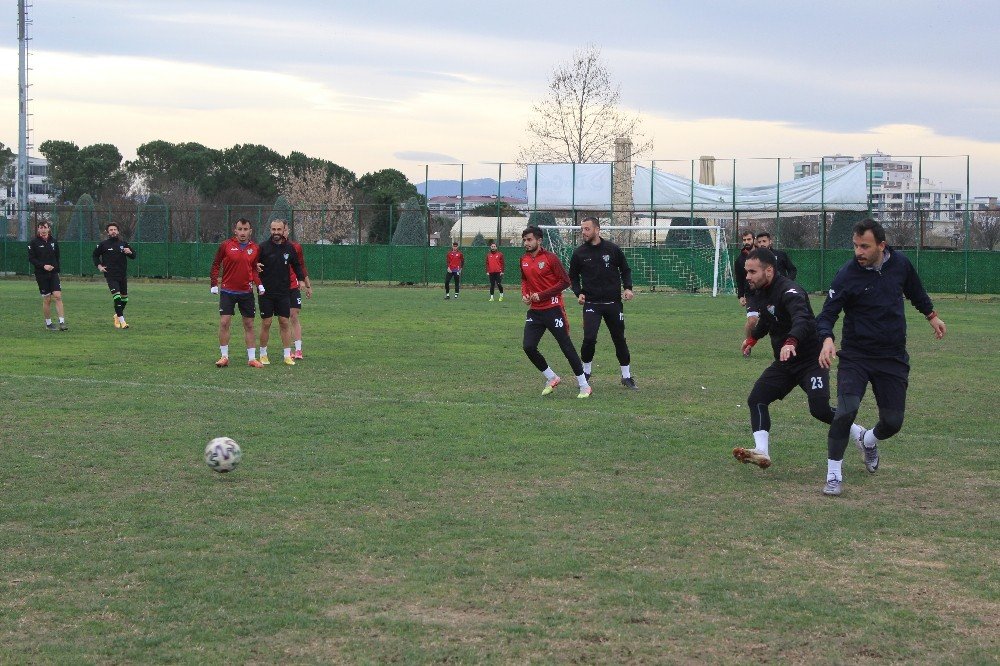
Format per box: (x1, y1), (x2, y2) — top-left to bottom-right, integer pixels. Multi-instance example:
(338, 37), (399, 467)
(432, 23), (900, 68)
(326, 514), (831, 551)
(520, 226), (592, 398)
(444, 241), (464, 299)
(486, 240), (505, 302)
(281, 222), (312, 359)
(209, 218), (265, 368)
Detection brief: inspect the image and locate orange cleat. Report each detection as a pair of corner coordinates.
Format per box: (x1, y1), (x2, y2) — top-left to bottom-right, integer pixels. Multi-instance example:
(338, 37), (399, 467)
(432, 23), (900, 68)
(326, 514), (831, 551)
(247, 359), (264, 368)
(215, 357), (229, 368)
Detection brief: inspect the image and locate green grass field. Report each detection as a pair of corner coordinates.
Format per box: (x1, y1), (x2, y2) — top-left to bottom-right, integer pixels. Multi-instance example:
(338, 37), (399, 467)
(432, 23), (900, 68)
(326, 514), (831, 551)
(1, 278), (997, 664)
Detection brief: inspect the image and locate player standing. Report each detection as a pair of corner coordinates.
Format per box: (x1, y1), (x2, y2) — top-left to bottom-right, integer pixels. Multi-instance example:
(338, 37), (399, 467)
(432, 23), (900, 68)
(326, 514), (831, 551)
(817, 219), (946, 496)
(486, 241), (505, 301)
(733, 249), (865, 469)
(568, 216), (637, 390)
(734, 230), (756, 337)
(444, 241), (464, 299)
(755, 232), (797, 280)
(256, 219), (305, 366)
(93, 223), (137, 329)
(210, 218), (264, 368)
(520, 226), (592, 399)
(282, 223), (312, 359)
(27, 221), (68, 331)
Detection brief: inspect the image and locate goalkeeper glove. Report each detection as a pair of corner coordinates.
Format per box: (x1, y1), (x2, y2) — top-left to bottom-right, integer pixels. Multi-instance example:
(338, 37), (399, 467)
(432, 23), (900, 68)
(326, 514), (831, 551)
(210, 286), (219, 295)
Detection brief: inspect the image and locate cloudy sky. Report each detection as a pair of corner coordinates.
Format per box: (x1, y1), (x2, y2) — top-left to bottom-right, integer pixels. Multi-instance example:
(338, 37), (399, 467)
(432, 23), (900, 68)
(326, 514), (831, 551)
(2, 0), (999, 192)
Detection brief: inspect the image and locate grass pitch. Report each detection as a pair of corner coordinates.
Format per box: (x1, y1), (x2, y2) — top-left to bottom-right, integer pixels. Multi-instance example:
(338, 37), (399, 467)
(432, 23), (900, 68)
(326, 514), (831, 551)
(1, 279), (997, 663)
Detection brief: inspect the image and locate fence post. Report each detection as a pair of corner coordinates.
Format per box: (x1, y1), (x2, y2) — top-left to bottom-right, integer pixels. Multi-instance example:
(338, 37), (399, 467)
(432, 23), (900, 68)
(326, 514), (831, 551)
(195, 206), (201, 275)
(387, 205), (394, 286)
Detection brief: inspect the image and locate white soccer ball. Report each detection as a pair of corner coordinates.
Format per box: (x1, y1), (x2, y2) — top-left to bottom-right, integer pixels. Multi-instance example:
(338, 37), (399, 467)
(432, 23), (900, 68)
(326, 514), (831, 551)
(205, 437), (242, 473)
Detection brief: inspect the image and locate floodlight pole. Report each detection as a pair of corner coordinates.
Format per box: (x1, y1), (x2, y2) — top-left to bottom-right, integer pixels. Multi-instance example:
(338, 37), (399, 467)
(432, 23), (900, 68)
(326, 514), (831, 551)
(17, 0), (31, 239)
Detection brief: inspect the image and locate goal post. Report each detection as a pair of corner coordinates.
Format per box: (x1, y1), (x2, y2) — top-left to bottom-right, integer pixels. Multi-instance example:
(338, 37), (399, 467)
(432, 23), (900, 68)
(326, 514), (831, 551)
(537, 225), (734, 296)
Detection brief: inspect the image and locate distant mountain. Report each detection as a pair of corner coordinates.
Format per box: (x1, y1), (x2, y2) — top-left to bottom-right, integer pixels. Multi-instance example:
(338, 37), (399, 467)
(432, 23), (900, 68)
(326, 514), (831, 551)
(413, 178), (527, 199)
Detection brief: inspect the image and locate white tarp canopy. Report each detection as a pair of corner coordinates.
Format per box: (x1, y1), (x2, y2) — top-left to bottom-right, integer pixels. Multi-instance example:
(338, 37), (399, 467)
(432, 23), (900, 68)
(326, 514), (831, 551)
(633, 160), (868, 212)
(526, 163), (613, 209)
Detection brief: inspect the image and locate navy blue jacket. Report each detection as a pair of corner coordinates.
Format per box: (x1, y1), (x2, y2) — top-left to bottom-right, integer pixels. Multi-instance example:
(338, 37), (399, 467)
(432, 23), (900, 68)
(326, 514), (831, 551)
(816, 247), (934, 358)
(750, 274), (822, 361)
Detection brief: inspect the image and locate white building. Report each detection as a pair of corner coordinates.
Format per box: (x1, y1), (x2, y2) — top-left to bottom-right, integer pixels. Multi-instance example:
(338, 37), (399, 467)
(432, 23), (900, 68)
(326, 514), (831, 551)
(3, 155), (55, 225)
(427, 195), (528, 216)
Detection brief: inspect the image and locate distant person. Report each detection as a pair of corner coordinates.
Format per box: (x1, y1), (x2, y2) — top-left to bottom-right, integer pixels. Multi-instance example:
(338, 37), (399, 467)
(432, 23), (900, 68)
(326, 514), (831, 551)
(27, 220), (67, 331)
(733, 248), (865, 470)
(816, 218), (947, 496)
(209, 218), (264, 368)
(93, 223), (137, 329)
(520, 226), (592, 399)
(734, 230), (757, 337)
(444, 241), (464, 299)
(568, 216), (638, 390)
(755, 232), (797, 280)
(486, 241), (505, 301)
(256, 219), (305, 366)
(281, 224), (312, 359)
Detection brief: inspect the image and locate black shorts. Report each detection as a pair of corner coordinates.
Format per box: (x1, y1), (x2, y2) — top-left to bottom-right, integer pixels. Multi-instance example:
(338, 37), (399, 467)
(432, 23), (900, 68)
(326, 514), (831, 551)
(35, 272), (61, 295)
(219, 291), (256, 318)
(105, 275), (128, 296)
(259, 292), (291, 319)
(836, 353), (909, 412)
(752, 357), (831, 404)
(289, 288), (303, 309)
(525, 305), (572, 338)
(745, 292), (762, 318)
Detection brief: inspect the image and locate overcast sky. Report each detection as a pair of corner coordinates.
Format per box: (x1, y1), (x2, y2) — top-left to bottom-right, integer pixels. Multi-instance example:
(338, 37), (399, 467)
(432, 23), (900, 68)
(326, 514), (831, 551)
(2, 0), (999, 192)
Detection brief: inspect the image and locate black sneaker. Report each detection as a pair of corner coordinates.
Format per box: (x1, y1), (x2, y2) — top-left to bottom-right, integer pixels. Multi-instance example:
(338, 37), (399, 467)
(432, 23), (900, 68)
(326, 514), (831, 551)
(621, 377), (638, 390)
(444, 294), (450, 299)
(45, 323), (58, 331)
(58, 322), (68, 331)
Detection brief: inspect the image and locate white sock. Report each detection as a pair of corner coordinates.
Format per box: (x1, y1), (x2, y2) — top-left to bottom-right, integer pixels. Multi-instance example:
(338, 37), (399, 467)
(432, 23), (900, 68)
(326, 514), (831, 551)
(850, 423), (864, 444)
(260, 346), (268, 358)
(45, 318), (52, 325)
(58, 317), (65, 323)
(576, 374), (589, 388)
(827, 459), (843, 481)
(283, 347), (291, 359)
(247, 348), (256, 361)
(294, 340), (302, 352)
(621, 365), (631, 379)
(863, 429), (879, 448)
(118, 315), (126, 324)
(583, 362), (592, 375)
(752, 430), (769, 456)
(220, 345), (229, 358)
(542, 367), (557, 381)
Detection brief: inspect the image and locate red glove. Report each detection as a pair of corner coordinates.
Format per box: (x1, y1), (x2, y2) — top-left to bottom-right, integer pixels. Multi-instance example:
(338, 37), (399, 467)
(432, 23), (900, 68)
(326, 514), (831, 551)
(742, 337), (757, 357)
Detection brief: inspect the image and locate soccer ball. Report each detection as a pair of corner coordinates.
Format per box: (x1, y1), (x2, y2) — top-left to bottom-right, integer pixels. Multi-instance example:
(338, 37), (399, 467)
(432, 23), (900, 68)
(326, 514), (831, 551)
(205, 437), (242, 473)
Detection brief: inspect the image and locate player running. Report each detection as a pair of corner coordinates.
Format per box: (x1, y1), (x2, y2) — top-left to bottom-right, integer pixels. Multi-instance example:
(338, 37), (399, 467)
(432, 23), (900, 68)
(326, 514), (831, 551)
(486, 241), (505, 301)
(520, 226), (592, 399)
(27, 220), (68, 331)
(816, 218), (946, 496)
(93, 223), (137, 329)
(282, 223), (312, 359)
(733, 249), (865, 470)
(256, 219), (305, 366)
(568, 216), (637, 389)
(210, 218), (264, 368)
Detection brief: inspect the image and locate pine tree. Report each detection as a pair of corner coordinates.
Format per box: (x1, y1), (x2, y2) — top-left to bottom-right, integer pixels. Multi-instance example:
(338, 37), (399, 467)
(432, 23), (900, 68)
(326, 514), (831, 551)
(391, 197), (427, 245)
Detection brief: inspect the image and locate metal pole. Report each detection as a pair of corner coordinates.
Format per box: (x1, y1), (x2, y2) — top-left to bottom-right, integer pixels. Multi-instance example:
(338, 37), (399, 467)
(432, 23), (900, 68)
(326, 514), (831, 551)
(964, 155), (971, 297)
(917, 156), (923, 267)
(775, 158), (781, 244)
(496, 162), (502, 244)
(820, 157), (826, 290)
(459, 163), (464, 245)
(17, 0), (30, 240)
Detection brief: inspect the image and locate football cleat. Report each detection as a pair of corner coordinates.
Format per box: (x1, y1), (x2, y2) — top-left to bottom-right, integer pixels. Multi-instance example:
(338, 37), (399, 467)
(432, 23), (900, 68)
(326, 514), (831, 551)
(541, 376), (561, 395)
(454, 293), (459, 298)
(247, 359), (264, 368)
(58, 322), (68, 331)
(489, 295), (494, 301)
(293, 350), (303, 360)
(733, 447), (772, 469)
(621, 377), (638, 390)
(114, 316), (121, 329)
(119, 319), (129, 329)
(577, 386), (593, 399)
(215, 357), (229, 368)
(259, 355), (271, 365)
(45, 323), (58, 331)
(283, 356), (296, 366)
(823, 478), (843, 496)
(855, 428), (879, 473)
(444, 294), (450, 299)
(498, 295), (504, 302)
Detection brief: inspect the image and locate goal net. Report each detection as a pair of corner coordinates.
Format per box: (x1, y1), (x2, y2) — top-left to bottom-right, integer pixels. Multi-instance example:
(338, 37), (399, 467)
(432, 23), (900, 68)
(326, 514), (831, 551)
(538, 225), (735, 296)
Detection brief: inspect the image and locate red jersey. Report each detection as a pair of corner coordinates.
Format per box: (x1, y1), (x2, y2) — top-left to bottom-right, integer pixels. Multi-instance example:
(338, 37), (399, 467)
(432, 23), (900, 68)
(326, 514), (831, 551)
(287, 240), (308, 289)
(521, 248), (570, 311)
(446, 250), (464, 272)
(486, 250), (505, 274)
(210, 238), (260, 293)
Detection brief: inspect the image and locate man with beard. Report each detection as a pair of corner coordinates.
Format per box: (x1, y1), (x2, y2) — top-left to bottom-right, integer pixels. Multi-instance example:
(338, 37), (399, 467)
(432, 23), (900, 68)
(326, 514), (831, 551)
(734, 231), (756, 338)
(93, 223), (137, 329)
(255, 219), (305, 366)
(210, 217), (264, 368)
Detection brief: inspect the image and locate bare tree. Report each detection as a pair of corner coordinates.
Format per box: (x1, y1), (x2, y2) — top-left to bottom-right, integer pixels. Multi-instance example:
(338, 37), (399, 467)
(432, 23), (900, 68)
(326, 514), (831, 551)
(281, 166), (355, 243)
(160, 181), (207, 241)
(971, 208), (1000, 250)
(519, 45), (651, 164)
